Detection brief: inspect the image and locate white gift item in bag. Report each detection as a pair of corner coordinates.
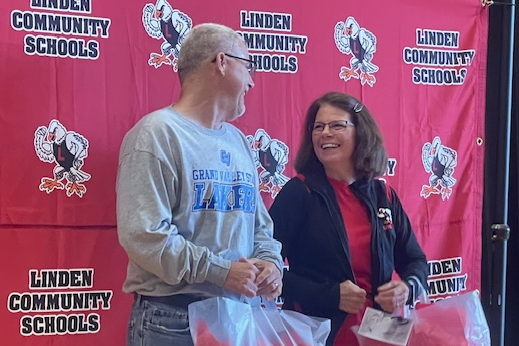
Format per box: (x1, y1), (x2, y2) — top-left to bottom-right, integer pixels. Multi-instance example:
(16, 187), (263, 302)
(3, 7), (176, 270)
(352, 290), (490, 346)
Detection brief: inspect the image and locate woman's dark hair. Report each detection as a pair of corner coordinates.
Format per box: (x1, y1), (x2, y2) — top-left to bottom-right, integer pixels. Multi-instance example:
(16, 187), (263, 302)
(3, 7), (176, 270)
(294, 91), (388, 180)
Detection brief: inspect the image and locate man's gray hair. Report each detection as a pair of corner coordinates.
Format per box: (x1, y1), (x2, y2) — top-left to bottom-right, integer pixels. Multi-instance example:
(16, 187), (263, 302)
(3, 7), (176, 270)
(177, 23), (244, 83)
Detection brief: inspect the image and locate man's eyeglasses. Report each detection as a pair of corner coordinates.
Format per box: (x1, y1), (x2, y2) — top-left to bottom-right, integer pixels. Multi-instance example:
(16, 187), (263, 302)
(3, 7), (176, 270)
(214, 53), (257, 75)
(311, 120), (355, 133)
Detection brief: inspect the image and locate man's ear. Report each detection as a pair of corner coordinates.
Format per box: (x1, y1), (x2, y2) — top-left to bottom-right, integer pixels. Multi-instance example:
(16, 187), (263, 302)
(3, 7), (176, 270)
(214, 52), (226, 75)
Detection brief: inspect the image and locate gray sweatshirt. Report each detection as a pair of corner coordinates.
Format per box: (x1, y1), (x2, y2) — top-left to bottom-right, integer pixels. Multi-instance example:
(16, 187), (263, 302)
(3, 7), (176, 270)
(116, 106), (283, 298)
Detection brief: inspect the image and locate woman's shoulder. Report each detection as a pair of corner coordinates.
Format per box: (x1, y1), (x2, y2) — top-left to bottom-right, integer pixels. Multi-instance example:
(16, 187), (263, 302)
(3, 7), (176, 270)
(270, 175), (311, 215)
(281, 174), (309, 192)
(272, 175), (311, 205)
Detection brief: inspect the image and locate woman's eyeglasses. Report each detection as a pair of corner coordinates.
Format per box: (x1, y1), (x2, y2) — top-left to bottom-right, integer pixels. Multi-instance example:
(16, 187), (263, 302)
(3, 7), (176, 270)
(311, 120), (355, 133)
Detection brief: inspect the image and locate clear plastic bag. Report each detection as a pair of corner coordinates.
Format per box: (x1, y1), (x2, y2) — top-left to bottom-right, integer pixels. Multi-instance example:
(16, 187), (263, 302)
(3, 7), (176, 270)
(353, 290), (490, 346)
(408, 290), (490, 346)
(188, 296), (331, 346)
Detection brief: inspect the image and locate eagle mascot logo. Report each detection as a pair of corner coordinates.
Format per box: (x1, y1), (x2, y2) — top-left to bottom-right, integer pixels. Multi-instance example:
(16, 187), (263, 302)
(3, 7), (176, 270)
(247, 129), (290, 199)
(34, 120), (91, 197)
(142, 0), (192, 71)
(334, 17), (379, 86)
(421, 136), (457, 200)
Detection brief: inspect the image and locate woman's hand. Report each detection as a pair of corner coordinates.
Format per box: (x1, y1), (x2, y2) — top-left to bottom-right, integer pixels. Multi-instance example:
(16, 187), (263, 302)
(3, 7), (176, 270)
(338, 280), (366, 313)
(374, 280), (409, 313)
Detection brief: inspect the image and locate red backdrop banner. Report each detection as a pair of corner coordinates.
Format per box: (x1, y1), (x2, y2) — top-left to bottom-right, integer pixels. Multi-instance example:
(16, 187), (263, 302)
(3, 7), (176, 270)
(0, 0), (488, 344)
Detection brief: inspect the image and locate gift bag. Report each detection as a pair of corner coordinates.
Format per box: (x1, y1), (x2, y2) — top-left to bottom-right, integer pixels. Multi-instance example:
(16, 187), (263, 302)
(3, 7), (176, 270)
(353, 290), (490, 346)
(188, 296), (255, 345)
(280, 308), (333, 345)
(188, 296), (331, 346)
(408, 290), (490, 346)
(260, 299), (331, 346)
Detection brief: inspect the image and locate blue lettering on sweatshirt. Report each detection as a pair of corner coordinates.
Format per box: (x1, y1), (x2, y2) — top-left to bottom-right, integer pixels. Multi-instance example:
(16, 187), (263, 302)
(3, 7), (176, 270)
(192, 182), (255, 213)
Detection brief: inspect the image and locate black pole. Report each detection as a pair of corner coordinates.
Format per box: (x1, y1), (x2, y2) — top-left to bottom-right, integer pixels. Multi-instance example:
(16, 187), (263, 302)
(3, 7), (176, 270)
(482, 1), (515, 346)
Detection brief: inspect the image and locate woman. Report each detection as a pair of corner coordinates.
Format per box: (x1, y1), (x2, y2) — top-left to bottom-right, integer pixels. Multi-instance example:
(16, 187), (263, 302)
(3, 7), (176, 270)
(269, 92), (428, 345)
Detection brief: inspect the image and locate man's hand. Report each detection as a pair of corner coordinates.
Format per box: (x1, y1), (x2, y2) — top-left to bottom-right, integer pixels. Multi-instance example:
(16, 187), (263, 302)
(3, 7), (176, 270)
(339, 280), (366, 313)
(223, 257), (260, 298)
(248, 258), (282, 301)
(374, 280), (409, 313)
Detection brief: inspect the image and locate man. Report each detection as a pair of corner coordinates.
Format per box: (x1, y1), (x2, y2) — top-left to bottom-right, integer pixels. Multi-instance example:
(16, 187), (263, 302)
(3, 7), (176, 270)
(116, 23), (283, 346)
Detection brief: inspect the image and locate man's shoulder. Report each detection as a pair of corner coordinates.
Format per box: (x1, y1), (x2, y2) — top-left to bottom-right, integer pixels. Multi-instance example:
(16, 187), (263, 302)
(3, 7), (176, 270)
(141, 106), (178, 124)
(128, 107), (182, 135)
(121, 107), (180, 147)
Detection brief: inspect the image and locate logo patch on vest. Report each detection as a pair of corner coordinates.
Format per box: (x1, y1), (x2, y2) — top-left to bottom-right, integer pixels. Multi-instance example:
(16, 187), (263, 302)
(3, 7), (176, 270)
(377, 207), (393, 230)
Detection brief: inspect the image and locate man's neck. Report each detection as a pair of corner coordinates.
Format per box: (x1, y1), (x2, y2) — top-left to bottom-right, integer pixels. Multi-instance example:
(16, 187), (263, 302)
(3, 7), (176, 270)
(173, 92), (225, 130)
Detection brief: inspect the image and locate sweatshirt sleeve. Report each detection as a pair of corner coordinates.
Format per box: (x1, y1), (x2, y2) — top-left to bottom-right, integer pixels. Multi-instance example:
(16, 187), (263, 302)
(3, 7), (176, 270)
(251, 198), (284, 273)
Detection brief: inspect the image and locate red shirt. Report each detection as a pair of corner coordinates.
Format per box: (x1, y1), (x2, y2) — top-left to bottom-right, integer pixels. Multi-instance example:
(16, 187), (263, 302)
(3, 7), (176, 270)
(329, 178), (372, 346)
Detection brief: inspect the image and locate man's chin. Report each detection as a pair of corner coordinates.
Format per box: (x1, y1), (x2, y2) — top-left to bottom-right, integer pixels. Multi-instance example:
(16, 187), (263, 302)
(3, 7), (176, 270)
(230, 108), (245, 122)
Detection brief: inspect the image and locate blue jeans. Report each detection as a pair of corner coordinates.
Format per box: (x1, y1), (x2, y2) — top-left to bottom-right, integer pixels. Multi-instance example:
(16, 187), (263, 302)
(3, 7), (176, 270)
(127, 295), (193, 346)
